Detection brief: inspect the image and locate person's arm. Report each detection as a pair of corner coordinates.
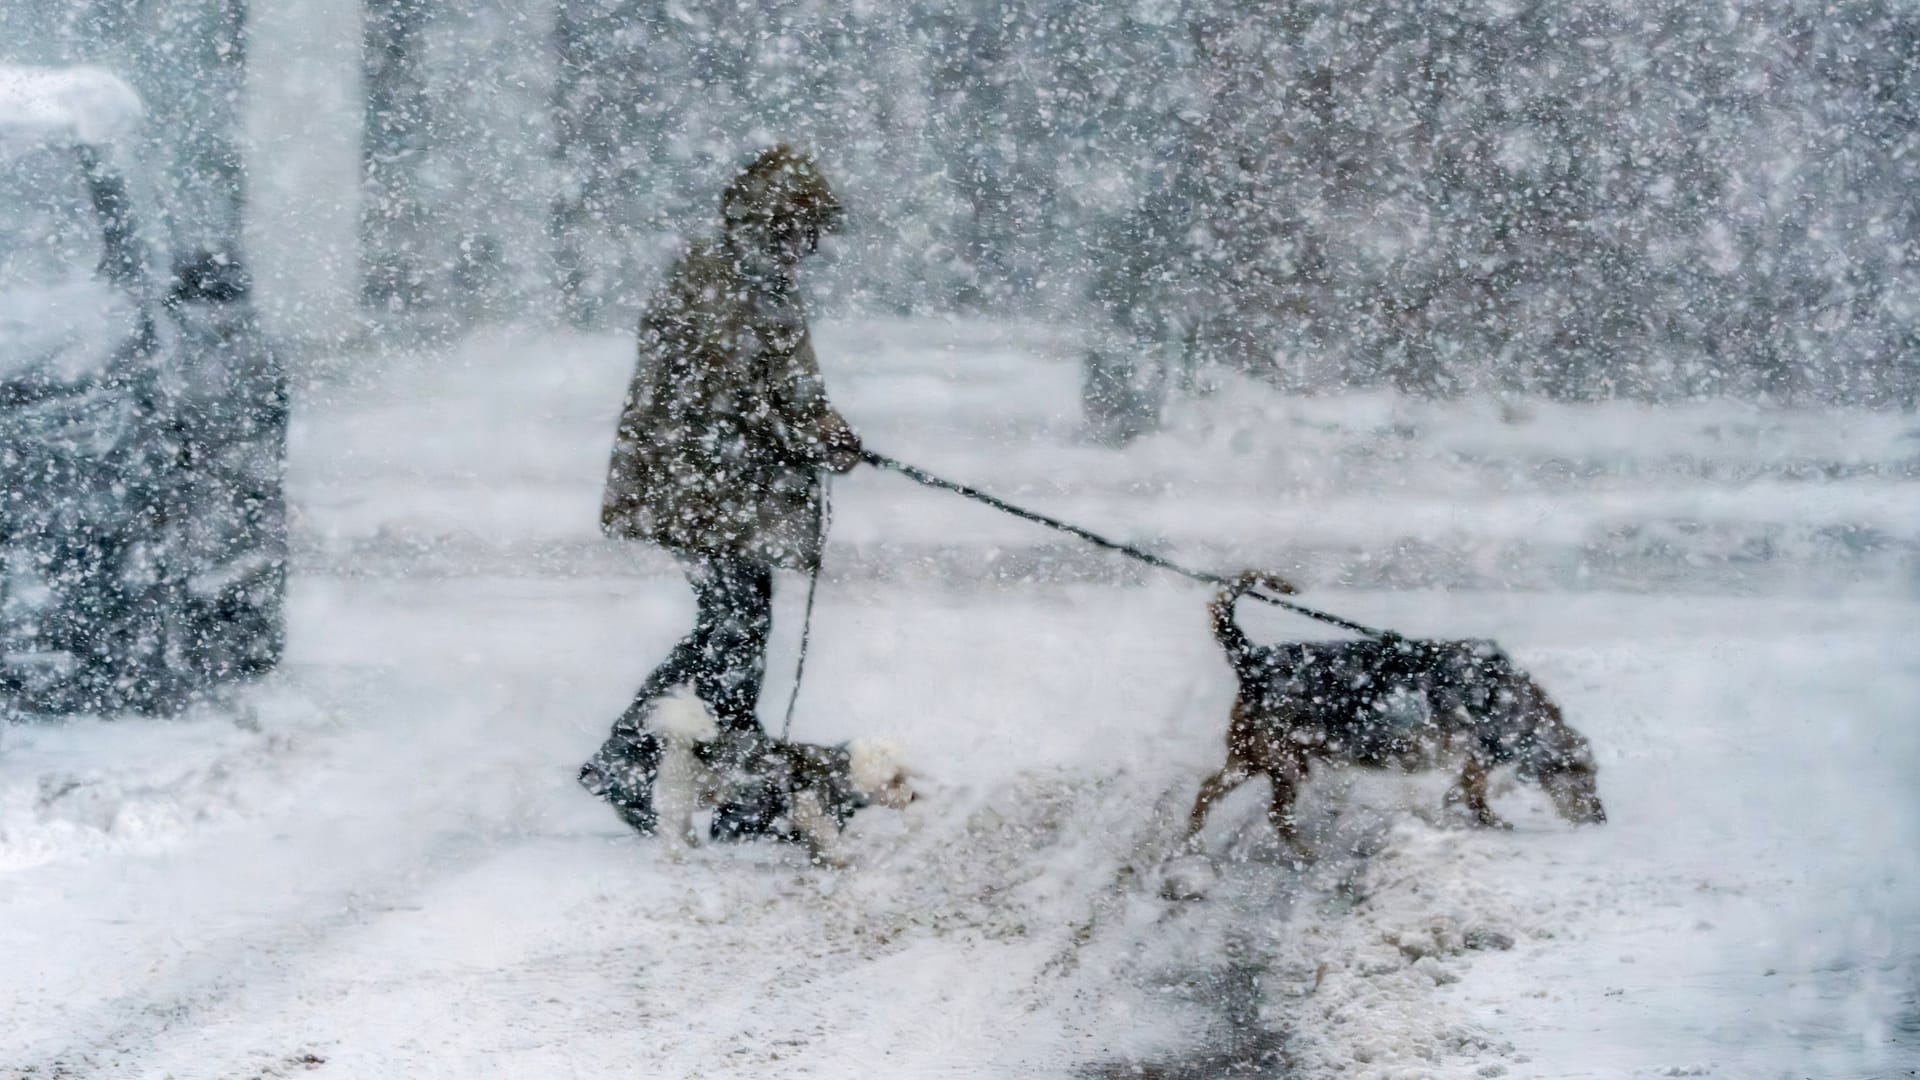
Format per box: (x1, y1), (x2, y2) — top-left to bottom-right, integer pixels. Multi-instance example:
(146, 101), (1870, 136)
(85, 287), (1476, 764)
(767, 328), (860, 472)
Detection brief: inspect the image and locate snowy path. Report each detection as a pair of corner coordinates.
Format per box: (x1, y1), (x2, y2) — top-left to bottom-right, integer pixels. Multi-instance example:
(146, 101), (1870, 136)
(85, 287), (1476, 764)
(3, 575), (1253, 1076)
(4, 321), (1918, 1078)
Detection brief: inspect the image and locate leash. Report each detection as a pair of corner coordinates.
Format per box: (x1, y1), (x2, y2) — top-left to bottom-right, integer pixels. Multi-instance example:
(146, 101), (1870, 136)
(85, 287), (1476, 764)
(859, 448), (1392, 640)
(780, 474), (830, 740)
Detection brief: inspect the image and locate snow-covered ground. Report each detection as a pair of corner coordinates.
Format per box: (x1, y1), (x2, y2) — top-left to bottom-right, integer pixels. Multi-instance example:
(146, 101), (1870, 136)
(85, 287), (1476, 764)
(3, 319), (1917, 1078)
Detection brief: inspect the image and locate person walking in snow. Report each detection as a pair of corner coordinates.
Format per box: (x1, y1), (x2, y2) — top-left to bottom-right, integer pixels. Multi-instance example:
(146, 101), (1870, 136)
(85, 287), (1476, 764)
(579, 145), (861, 835)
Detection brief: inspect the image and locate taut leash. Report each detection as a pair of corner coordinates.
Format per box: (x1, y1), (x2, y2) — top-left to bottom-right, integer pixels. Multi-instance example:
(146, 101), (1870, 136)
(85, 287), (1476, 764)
(859, 449), (1391, 641)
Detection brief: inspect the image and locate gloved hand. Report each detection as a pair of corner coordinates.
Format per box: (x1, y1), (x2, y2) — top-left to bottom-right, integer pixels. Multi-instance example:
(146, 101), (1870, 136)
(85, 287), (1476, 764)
(823, 424), (862, 474)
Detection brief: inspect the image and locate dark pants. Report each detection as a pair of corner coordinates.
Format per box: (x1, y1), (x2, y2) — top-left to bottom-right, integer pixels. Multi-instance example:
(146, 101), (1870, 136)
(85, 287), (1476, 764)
(585, 553), (775, 832)
(617, 553), (773, 737)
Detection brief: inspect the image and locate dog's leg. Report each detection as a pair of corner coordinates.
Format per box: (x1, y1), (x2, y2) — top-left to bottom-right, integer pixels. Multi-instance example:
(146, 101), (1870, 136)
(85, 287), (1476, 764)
(652, 741), (709, 857)
(1449, 755), (1511, 829)
(1184, 765), (1251, 849)
(1264, 762), (1316, 861)
(790, 791), (849, 869)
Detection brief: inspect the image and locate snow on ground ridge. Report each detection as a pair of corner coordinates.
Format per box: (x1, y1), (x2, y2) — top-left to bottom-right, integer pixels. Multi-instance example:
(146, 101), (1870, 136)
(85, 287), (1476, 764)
(0, 692), (326, 873)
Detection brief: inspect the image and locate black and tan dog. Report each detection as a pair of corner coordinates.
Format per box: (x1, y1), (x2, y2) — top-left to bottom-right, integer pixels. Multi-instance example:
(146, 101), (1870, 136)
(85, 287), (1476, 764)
(647, 692), (917, 867)
(1185, 572), (1604, 855)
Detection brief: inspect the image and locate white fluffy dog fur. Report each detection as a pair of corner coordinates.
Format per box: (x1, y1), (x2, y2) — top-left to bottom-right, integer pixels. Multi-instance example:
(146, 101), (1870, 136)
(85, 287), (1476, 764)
(649, 691), (722, 859)
(649, 690), (915, 865)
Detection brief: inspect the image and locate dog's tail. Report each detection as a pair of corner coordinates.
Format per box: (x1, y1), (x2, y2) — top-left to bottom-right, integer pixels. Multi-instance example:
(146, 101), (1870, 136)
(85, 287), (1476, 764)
(1210, 570), (1300, 673)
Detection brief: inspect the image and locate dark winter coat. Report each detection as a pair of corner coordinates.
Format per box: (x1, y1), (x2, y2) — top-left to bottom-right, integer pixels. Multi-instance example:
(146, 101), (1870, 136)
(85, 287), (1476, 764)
(600, 235), (853, 571)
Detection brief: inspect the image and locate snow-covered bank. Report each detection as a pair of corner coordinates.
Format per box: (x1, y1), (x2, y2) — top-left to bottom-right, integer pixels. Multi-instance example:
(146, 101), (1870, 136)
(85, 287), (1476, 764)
(4, 320), (1916, 1077)
(289, 322), (1920, 595)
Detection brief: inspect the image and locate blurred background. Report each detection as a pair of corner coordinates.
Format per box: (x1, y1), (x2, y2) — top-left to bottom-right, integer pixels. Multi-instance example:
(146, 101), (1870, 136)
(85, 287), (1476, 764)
(2, 0), (1914, 405)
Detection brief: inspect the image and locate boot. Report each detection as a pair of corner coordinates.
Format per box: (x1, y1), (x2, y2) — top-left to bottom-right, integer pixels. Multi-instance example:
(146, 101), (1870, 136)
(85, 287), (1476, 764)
(709, 778), (785, 842)
(578, 731), (661, 836)
(700, 729), (792, 843)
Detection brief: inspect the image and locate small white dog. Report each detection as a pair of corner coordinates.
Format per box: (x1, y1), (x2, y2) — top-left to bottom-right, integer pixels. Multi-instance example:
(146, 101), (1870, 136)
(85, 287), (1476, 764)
(648, 691), (916, 866)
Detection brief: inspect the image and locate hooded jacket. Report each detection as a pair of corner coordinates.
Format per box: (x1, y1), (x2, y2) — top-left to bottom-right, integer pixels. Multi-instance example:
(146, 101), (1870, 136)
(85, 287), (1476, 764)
(600, 147), (854, 571)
